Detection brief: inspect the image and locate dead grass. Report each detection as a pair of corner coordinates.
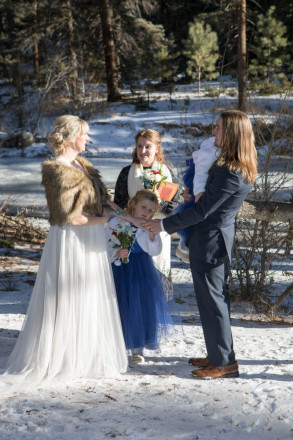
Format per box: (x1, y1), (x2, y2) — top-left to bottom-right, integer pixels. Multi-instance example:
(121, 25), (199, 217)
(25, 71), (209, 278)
(241, 315), (293, 325)
(0, 212), (47, 248)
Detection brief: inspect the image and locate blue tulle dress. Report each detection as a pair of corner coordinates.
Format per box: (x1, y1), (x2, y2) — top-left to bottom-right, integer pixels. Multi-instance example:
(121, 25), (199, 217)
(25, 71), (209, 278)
(172, 159), (195, 246)
(111, 240), (173, 351)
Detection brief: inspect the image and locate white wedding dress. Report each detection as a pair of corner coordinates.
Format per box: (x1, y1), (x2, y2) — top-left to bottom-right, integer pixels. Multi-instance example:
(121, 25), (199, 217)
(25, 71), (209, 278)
(0, 223), (128, 395)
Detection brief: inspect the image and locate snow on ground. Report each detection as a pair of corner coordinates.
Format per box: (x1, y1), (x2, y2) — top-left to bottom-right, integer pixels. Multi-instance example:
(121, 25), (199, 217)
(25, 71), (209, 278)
(0, 84), (292, 439)
(0, 231), (292, 440)
(1, 84), (292, 205)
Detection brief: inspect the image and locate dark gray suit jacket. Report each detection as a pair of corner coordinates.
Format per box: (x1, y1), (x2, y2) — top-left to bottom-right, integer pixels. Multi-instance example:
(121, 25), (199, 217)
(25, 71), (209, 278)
(163, 165), (252, 264)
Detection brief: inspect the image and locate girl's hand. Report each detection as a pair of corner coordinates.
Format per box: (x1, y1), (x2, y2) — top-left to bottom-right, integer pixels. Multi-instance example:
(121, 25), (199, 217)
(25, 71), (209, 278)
(115, 248), (129, 258)
(183, 188), (192, 203)
(149, 231), (156, 241)
(194, 192), (204, 203)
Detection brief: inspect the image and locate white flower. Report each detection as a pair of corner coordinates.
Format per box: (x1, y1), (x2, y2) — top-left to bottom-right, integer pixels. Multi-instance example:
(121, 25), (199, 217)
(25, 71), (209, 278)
(116, 224), (124, 233)
(111, 235), (121, 246)
(144, 169), (156, 181)
(154, 173), (163, 183)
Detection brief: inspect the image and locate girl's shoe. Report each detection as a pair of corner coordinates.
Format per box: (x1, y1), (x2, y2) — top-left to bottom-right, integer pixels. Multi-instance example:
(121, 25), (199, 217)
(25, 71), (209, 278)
(130, 354), (145, 364)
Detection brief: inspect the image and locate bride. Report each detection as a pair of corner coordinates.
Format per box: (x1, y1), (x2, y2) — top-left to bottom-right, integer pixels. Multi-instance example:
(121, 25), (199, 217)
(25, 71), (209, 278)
(1, 115), (141, 394)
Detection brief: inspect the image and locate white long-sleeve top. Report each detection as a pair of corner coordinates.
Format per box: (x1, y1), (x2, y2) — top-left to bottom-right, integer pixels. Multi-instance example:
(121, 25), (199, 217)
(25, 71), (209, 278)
(192, 137), (221, 196)
(105, 217), (162, 264)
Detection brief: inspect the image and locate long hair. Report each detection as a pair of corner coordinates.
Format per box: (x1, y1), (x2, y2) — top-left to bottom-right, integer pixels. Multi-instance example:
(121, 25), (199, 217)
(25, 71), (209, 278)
(48, 115), (89, 156)
(126, 189), (159, 217)
(132, 129), (167, 165)
(219, 110), (257, 183)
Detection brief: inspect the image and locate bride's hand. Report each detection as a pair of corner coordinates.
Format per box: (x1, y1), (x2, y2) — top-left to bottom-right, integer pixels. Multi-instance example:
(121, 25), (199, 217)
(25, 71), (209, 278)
(128, 216), (146, 229)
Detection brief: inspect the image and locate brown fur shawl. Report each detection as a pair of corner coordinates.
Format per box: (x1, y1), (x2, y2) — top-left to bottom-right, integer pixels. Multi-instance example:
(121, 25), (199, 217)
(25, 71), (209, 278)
(42, 156), (109, 226)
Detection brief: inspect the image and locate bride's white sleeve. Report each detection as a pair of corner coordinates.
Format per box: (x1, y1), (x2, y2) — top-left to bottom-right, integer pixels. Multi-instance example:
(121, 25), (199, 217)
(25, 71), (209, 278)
(136, 229), (162, 256)
(105, 217), (120, 263)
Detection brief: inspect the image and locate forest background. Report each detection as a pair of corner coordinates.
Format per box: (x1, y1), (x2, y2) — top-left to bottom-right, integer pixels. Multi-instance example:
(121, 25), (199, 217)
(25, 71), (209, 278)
(0, 0), (292, 317)
(1, 0), (293, 117)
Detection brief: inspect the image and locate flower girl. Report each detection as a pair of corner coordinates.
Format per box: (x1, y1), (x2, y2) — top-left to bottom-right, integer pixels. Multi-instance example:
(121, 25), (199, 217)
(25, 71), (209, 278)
(106, 190), (173, 364)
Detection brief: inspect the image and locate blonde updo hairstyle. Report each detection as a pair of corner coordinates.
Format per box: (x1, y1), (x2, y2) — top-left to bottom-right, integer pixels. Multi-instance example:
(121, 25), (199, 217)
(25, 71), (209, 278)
(126, 189), (159, 218)
(48, 115), (89, 156)
(132, 129), (167, 165)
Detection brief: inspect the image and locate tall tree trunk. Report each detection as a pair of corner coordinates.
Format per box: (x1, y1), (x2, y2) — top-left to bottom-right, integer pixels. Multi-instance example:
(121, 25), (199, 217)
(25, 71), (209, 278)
(4, 4), (24, 126)
(67, 0), (78, 99)
(15, 62), (24, 127)
(98, 0), (121, 101)
(238, 0), (247, 112)
(33, 1), (39, 73)
(198, 66), (201, 94)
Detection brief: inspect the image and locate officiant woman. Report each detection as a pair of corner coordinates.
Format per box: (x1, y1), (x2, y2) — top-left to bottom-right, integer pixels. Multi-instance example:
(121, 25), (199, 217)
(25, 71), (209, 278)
(114, 128), (180, 299)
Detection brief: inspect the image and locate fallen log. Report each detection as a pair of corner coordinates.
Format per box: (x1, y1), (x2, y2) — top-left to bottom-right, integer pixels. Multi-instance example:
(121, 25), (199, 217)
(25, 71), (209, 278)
(238, 200), (293, 222)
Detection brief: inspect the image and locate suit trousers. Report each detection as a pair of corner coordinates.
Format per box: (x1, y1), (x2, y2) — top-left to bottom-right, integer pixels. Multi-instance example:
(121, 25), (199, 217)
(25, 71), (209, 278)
(190, 256), (236, 367)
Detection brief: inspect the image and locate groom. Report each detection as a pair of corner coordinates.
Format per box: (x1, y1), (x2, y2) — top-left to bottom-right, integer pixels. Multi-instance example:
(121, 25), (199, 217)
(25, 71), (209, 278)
(142, 110), (257, 379)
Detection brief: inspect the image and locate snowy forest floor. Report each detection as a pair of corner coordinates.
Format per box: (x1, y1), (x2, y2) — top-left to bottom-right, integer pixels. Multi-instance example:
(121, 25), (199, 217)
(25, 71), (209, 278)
(0, 217), (292, 440)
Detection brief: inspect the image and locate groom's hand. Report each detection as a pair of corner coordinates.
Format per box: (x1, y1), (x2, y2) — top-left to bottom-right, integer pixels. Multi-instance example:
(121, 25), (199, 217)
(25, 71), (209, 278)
(143, 219), (162, 234)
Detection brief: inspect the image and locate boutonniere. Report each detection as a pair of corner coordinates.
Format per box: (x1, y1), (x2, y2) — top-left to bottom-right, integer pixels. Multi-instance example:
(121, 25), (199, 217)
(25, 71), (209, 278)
(209, 156), (225, 171)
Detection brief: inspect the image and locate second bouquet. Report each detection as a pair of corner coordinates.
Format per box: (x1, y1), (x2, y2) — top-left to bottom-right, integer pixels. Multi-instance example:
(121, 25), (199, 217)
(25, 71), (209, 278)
(109, 223), (137, 265)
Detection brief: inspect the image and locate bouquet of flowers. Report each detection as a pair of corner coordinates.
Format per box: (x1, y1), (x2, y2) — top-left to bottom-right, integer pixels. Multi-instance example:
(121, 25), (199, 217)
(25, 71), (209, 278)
(110, 223), (137, 265)
(140, 168), (167, 191)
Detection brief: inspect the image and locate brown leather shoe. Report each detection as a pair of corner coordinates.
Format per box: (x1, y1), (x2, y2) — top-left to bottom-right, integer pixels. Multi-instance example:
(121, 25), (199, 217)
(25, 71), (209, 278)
(191, 362), (239, 379)
(188, 357), (210, 368)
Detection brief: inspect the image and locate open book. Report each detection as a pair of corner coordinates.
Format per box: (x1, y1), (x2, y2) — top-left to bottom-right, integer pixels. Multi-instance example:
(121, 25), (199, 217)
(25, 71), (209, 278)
(157, 181), (179, 201)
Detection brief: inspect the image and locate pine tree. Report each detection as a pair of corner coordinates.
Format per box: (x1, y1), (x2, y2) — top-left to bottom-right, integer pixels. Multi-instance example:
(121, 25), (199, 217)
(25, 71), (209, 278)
(153, 36), (176, 83)
(249, 5), (289, 82)
(133, 20), (166, 82)
(183, 19), (218, 92)
(98, 0), (121, 101)
(110, 0), (167, 85)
